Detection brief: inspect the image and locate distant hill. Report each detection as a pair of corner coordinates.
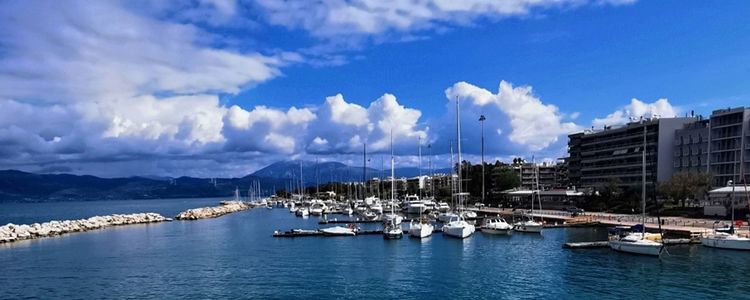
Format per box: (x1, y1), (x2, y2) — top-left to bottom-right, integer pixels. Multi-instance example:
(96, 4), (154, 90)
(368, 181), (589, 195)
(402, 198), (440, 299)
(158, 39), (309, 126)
(0, 170), (288, 203)
(250, 160), (452, 182)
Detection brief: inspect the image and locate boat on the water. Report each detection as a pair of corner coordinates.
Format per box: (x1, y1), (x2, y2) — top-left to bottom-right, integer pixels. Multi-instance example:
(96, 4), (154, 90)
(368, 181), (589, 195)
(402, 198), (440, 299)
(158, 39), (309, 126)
(481, 216), (512, 235)
(442, 98), (474, 239)
(514, 218), (543, 233)
(409, 218), (434, 238)
(320, 225), (357, 236)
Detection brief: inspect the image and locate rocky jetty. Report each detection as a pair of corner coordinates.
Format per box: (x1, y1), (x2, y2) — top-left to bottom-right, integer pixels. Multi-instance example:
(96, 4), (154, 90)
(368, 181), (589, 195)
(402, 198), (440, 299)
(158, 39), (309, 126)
(0, 213), (167, 244)
(175, 201), (251, 220)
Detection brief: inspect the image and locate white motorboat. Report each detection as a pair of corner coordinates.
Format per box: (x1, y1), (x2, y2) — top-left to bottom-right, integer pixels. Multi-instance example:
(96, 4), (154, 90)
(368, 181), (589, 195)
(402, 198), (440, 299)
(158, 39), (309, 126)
(461, 210), (477, 219)
(609, 231), (663, 256)
(288, 203), (296, 213)
(409, 219), (434, 238)
(481, 217), (513, 235)
(443, 215), (475, 239)
(295, 207), (309, 217)
(437, 202), (451, 213)
(309, 200), (327, 216)
(364, 211), (379, 220)
(321, 225), (357, 236)
(514, 219), (543, 233)
(355, 204), (368, 215)
(405, 194), (426, 214)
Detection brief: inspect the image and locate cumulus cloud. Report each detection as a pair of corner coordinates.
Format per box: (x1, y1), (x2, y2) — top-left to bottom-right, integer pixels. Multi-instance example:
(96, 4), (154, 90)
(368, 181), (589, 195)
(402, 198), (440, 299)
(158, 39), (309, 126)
(223, 105), (317, 154)
(592, 98), (677, 127)
(444, 81), (581, 152)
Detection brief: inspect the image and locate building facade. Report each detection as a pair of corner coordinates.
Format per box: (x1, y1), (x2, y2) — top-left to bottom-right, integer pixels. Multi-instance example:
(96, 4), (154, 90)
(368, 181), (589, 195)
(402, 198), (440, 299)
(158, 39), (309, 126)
(567, 117), (695, 190)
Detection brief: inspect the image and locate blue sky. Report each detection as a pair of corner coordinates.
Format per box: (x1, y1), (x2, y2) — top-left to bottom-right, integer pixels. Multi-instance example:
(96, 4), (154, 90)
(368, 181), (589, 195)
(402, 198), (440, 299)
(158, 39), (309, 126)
(0, 0), (748, 177)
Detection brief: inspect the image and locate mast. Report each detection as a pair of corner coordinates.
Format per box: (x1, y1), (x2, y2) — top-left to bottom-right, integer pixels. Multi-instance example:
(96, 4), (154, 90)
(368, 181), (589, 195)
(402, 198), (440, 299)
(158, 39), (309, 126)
(418, 136), (422, 199)
(391, 128), (396, 214)
(642, 122), (647, 236)
(450, 140), (455, 210)
(531, 156), (535, 215)
(300, 161), (304, 200)
(428, 144), (434, 198)
(363, 143), (367, 198)
(456, 96), (463, 213)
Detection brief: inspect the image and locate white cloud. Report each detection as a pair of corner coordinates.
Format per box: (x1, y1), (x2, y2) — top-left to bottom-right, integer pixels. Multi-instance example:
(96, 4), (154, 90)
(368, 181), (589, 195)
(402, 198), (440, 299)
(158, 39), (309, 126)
(255, 0), (637, 41)
(592, 98), (677, 127)
(223, 105), (317, 154)
(445, 80), (580, 152)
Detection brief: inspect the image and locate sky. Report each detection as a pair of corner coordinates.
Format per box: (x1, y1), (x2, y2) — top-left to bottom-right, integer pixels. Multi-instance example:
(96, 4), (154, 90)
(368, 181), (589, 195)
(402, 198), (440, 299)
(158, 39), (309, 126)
(0, 0), (748, 178)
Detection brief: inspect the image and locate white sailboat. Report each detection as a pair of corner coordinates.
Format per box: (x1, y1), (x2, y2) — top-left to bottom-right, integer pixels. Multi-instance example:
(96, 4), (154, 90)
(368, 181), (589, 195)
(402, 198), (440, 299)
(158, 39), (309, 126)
(514, 157), (543, 233)
(443, 97), (475, 239)
(609, 122), (663, 256)
(409, 137), (434, 238)
(384, 129), (403, 239)
(701, 181), (750, 250)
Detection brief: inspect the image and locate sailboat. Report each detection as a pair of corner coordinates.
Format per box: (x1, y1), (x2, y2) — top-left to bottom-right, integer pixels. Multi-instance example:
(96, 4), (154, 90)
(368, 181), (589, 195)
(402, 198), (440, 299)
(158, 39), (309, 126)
(514, 157), (543, 233)
(701, 125), (750, 250)
(409, 137), (434, 238)
(608, 122), (663, 256)
(384, 129), (404, 239)
(442, 97), (475, 239)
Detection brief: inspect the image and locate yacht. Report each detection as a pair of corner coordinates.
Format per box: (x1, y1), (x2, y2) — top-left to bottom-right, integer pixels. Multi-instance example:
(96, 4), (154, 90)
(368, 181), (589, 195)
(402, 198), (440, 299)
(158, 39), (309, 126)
(437, 202), (451, 213)
(295, 207), (309, 217)
(442, 98), (475, 239)
(405, 194), (426, 214)
(383, 218), (403, 239)
(438, 212), (459, 223)
(309, 200), (327, 216)
(321, 225), (357, 236)
(701, 230), (750, 250)
(288, 202), (296, 213)
(513, 218), (542, 233)
(608, 123), (663, 256)
(481, 216), (513, 235)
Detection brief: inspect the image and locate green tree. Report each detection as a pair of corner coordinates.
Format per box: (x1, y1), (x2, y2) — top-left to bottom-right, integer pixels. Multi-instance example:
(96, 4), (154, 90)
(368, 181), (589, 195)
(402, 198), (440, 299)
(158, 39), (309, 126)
(659, 171), (712, 207)
(492, 168), (520, 191)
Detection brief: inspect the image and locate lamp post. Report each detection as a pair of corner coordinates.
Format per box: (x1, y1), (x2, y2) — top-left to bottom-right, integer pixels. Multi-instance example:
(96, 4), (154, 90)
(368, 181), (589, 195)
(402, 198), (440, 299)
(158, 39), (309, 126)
(479, 114), (486, 204)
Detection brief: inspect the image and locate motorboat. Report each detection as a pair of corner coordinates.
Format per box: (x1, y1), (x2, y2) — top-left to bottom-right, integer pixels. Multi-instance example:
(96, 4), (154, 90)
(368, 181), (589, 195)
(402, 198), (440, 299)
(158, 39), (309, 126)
(461, 210), (477, 219)
(288, 202), (296, 213)
(481, 216), (513, 235)
(321, 225), (357, 236)
(295, 207), (309, 217)
(514, 218), (543, 233)
(437, 202), (451, 213)
(405, 194), (426, 214)
(309, 200), (327, 216)
(363, 211), (379, 220)
(443, 215), (475, 239)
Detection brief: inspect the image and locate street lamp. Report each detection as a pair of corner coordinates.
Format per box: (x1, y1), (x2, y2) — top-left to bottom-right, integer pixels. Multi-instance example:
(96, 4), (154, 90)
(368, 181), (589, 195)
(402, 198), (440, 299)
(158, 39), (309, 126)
(479, 114), (486, 204)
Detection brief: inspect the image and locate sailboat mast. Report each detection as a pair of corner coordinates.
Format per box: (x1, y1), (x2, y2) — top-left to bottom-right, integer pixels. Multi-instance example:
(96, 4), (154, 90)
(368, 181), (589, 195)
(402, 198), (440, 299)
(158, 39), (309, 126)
(456, 97), (463, 211)
(418, 136), (422, 199)
(391, 128), (396, 214)
(300, 161), (304, 200)
(642, 123), (647, 236)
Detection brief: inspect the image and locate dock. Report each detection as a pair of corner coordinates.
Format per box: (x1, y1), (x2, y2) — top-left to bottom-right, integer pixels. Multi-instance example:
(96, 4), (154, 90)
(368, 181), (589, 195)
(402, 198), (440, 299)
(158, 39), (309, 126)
(563, 238), (699, 249)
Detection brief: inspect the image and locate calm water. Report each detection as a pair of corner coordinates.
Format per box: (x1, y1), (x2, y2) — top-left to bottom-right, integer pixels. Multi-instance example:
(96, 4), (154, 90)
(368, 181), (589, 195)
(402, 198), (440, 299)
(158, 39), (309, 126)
(1, 198), (749, 299)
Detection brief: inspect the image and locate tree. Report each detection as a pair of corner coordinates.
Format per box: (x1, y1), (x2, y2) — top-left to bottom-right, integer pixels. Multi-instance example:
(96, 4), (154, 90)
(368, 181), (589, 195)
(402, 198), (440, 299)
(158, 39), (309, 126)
(492, 168), (520, 192)
(659, 171), (712, 207)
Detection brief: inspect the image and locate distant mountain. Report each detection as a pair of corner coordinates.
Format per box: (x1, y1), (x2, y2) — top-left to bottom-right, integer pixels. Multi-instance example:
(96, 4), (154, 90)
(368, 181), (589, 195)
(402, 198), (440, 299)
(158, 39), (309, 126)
(250, 160), (452, 182)
(0, 170), (288, 203)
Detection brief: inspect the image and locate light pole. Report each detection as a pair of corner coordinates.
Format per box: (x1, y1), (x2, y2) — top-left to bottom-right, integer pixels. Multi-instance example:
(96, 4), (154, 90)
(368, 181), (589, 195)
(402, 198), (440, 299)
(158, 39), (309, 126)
(479, 114), (486, 204)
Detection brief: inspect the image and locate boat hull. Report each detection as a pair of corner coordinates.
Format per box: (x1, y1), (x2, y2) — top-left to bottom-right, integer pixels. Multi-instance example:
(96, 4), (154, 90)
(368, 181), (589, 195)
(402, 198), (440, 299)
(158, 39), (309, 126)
(701, 236), (750, 250)
(383, 231), (403, 239)
(409, 224), (434, 238)
(514, 224), (543, 233)
(608, 240), (662, 256)
(481, 227), (512, 235)
(443, 223), (475, 239)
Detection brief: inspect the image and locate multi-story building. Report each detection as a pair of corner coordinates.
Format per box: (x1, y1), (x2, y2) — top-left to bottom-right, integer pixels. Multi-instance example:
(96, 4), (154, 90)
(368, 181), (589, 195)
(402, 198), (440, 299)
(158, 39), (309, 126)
(513, 162), (562, 190)
(567, 117), (695, 189)
(673, 107), (750, 187)
(707, 107), (750, 187)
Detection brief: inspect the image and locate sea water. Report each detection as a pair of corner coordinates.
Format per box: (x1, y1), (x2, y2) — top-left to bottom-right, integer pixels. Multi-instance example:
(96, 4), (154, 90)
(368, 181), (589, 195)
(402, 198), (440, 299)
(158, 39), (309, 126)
(1, 198), (749, 299)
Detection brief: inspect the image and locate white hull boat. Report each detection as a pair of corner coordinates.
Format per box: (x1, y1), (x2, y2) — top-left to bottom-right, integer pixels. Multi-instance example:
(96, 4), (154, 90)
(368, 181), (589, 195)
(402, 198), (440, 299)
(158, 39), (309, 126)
(481, 217), (513, 235)
(608, 233), (663, 256)
(443, 216), (475, 239)
(409, 221), (434, 238)
(438, 212), (459, 223)
(321, 226), (357, 236)
(514, 220), (543, 233)
(701, 232), (750, 250)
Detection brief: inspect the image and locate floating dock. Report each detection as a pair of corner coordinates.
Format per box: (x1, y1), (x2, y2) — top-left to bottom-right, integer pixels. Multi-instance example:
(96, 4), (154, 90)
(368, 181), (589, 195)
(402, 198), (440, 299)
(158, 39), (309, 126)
(563, 238), (699, 249)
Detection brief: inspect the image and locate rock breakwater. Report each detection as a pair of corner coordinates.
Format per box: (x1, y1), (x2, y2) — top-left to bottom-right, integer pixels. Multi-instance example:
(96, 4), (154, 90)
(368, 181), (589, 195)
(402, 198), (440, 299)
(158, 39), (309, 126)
(175, 201), (250, 220)
(0, 213), (167, 244)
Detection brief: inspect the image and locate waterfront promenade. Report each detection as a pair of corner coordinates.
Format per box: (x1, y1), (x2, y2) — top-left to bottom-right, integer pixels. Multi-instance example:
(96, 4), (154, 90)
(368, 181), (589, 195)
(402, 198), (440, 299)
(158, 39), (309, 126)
(475, 207), (749, 236)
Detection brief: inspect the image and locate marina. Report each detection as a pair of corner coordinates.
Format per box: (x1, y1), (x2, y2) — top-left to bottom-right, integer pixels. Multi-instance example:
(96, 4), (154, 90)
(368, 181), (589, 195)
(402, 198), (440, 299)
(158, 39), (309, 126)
(2, 199), (750, 299)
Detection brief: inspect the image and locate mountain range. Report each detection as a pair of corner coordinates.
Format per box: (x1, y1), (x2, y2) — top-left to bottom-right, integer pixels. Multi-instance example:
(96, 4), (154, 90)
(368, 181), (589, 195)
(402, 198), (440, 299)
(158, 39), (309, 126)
(0, 160), (452, 202)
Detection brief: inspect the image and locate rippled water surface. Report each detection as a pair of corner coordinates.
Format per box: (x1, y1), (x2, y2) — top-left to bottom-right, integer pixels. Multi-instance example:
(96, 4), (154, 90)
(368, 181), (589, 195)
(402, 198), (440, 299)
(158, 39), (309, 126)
(1, 199), (749, 299)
